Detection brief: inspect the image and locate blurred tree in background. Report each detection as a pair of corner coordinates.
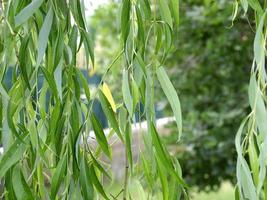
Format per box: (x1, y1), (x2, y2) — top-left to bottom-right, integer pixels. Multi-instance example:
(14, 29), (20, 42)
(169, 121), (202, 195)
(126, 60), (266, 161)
(89, 0), (254, 191)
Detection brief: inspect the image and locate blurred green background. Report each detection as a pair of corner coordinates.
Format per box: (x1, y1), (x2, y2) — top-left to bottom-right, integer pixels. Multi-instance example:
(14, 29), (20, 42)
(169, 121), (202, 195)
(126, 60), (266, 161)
(88, 0), (253, 198)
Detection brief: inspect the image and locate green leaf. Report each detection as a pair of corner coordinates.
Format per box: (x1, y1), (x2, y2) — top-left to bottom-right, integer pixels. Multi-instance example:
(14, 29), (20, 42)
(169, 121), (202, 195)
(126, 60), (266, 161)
(50, 153), (67, 199)
(121, 0), (131, 45)
(0, 134), (28, 178)
(158, 0), (173, 29)
(15, 0), (43, 27)
(248, 74), (267, 136)
(80, 29), (94, 67)
(131, 77), (140, 113)
(254, 11), (266, 69)
(74, 68), (90, 101)
(156, 157), (169, 200)
(150, 123), (187, 187)
(155, 24), (163, 54)
(88, 164), (109, 200)
(240, 0), (248, 13)
(140, 153), (153, 189)
(122, 69), (133, 116)
(12, 165), (34, 200)
(18, 36), (31, 90)
(69, 26), (79, 64)
(89, 150), (111, 180)
(235, 118), (257, 200)
(135, 6), (145, 44)
(156, 66), (182, 140)
(36, 5), (54, 67)
(41, 67), (59, 100)
(99, 90), (123, 141)
(91, 113), (111, 159)
(170, 0), (179, 26)
(54, 59), (63, 100)
(80, 154), (94, 200)
(125, 122), (133, 170)
(248, 135), (259, 185)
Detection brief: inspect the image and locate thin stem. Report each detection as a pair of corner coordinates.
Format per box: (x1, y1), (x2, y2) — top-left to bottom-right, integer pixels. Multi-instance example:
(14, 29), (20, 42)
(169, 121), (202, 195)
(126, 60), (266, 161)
(123, 146), (129, 200)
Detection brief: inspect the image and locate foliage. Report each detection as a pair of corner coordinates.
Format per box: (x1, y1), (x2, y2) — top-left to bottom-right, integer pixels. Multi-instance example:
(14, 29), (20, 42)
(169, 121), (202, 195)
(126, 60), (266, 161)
(0, 0), (185, 199)
(89, 0), (254, 191)
(235, 0), (267, 199)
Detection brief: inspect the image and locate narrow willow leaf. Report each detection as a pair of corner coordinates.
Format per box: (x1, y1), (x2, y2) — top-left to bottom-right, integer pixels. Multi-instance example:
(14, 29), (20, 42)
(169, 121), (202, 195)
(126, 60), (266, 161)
(158, 0), (173, 29)
(257, 138), (267, 193)
(156, 66), (182, 139)
(98, 90), (123, 141)
(89, 150), (111, 180)
(18, 37), (31, 89)
(91, 113), (111, 159)
(41, 67), (59, 100)
(88, 164), (109, 200)
(248, 136), (259, 185)
(119, 107), (127, 132)
(150, 123), (187, 187)
(135, 6), (145, 44)
(156, 157), (169, 200)
(164, 24), (173, 52)
(0, 134), (27, 178)
(155, 24), (163, 54)
(54, 30), (64, 69)
(131, 77), (139, 112)
(36, 5), (54, 67)
(12, 165), (34, 200)
(7, 84), (24, 141)
(121, 0), (131, 45)
(74, 68), (90, 101)
(80, 29), (94, 66)
(64, 45), (73, 65)
(170, 0), (179, 26)
(102, 82), (116, 112)
(235, 118), (258, 199)
(248, 74), (267, 136)
(254, 12), (266, 69)
(80, 155), (94, 200)
(15, 0), (43, 27)
(54, 59), (63, 100)
(135, 53), (146, 76)
(125, 122), (133, 170)
(240, 0), (248, 13)
(140, 153), (153, 189)
(50, 153), (67, 199)
(122, 69), (133, 116)
(69, 26), (79, 64)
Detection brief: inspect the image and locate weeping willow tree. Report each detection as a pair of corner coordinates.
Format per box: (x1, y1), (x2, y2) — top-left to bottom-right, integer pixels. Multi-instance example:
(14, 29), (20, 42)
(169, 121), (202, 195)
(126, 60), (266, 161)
(0, 0), (186, 199)
(235, 1), (267, 199)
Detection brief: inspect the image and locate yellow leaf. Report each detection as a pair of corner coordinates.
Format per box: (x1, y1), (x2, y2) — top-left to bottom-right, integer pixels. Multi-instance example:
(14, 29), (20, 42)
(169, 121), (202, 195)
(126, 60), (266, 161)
(101, 83), (116, 112)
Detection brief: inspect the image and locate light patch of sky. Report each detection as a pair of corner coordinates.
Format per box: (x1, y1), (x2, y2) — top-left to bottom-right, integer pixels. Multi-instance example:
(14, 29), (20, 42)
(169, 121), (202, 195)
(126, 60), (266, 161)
(84, 0), (109, 16)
